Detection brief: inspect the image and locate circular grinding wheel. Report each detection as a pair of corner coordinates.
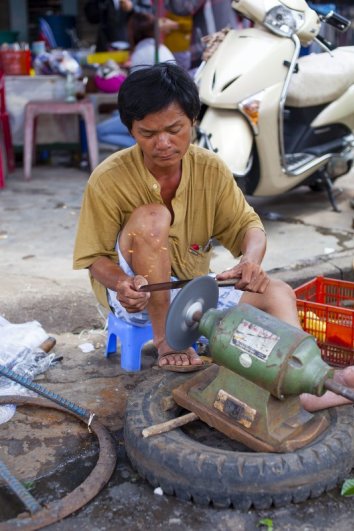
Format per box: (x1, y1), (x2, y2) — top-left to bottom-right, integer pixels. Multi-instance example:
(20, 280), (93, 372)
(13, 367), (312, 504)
(166, 276), (219, 350)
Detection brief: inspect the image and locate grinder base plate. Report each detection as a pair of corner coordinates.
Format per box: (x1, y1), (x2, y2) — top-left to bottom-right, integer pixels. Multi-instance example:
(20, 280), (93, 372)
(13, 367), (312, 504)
(172, 365), (330, 453)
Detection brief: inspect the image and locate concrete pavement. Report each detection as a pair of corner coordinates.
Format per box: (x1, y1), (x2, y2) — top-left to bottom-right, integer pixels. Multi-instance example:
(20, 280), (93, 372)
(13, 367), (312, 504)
(0, 159), (354, 529)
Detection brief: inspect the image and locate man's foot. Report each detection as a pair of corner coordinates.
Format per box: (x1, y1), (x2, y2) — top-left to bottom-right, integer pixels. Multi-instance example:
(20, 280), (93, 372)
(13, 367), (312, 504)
(301, 366), (354, 412)
(155, 340), (207, 372)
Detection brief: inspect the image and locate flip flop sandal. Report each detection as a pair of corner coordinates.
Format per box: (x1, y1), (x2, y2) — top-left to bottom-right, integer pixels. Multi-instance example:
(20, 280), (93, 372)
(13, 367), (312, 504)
(156, 351), (211, 373)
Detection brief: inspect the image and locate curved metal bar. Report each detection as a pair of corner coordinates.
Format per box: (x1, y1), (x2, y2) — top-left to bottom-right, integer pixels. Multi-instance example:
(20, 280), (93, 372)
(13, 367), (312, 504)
(0, 396), (117, 531)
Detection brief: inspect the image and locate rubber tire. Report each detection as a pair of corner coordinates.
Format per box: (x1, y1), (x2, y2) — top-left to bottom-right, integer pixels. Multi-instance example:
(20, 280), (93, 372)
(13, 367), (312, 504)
(124, 372), (354, 510)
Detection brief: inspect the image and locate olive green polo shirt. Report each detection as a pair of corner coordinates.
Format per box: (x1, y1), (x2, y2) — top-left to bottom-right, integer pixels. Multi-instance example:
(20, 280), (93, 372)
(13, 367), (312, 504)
(73, 144), (264, 308)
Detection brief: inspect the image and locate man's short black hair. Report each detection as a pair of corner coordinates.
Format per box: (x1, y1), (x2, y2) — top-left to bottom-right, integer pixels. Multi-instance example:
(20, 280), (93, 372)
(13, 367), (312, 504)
(117, 62), (201, 131)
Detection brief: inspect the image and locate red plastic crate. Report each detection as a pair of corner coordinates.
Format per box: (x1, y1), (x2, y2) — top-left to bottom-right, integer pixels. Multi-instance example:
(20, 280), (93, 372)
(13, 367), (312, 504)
(295, 277), (354, 367)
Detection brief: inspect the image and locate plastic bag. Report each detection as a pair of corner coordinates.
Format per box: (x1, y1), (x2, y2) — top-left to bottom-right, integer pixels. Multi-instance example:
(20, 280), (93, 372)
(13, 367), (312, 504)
(0, 317), (56, 424)
(33, 50), (82, 77)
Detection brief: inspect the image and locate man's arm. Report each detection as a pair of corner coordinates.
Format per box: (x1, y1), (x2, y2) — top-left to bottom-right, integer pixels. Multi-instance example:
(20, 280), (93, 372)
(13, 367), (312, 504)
(216, 227), (270, 294)
(89, 256), (129, 290)
(89, 257), (150, 312)
(239, 226), (267, 265)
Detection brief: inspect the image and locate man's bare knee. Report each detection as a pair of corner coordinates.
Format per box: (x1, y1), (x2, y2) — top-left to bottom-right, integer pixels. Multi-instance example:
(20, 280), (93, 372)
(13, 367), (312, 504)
(268, 279), (296, 305)
(245, 279), (296, 310)
(119, 205), (172, 270)
(242, 278), (298, 326)
(264, 279), (299, 326)
(121, 204), (171, 246)
(125, 204), (171, 236)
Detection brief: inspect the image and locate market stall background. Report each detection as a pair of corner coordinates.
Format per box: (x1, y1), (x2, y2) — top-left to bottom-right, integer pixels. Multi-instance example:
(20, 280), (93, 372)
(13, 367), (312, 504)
(1, 0), (354, 159)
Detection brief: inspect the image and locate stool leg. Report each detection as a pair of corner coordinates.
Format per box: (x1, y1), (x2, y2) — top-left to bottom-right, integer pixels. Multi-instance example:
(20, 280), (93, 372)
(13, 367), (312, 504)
(0, 138), (5, 189)
(81, 104), (98, 171)
(79, 117), (89, 168)
(1, 113), (15, 172)
(105, 332), (117, 358)
(23, 107), (35, 180)
(120, 326), (142, 372)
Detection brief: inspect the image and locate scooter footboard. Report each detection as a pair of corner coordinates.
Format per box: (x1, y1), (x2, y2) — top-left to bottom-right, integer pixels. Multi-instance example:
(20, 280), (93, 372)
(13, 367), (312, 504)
(196, 108), (253, 175)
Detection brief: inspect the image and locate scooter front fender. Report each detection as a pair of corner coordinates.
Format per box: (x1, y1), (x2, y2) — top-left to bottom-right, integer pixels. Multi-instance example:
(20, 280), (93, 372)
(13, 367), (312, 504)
(197, 108), (253, 175)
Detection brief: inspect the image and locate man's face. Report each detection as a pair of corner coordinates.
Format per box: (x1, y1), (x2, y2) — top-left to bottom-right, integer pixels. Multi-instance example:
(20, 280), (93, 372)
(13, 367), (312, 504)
(130, 102), (193, 171)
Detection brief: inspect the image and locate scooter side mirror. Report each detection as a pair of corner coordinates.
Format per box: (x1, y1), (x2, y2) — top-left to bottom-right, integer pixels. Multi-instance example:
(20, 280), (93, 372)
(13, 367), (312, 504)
(322, 11), (351, 32)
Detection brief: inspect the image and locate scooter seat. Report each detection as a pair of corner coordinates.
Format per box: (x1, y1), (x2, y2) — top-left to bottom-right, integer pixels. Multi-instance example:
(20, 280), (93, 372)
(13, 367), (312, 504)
(286, 47), (354, 108)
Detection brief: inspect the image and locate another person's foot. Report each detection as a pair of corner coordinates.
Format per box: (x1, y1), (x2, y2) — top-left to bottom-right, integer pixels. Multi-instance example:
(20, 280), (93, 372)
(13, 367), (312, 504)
(300, 366), (354, 412)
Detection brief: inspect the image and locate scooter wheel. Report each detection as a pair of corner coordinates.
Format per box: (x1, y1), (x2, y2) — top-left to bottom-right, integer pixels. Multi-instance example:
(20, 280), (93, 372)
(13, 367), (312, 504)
(124, 372), (354, 510)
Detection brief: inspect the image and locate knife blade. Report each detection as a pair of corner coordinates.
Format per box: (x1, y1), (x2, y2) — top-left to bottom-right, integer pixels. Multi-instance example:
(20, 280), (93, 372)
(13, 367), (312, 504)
(138, 278), (240, 292)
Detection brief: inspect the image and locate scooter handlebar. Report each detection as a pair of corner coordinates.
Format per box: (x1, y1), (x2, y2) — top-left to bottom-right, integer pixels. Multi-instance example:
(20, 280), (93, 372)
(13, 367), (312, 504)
(320, 11), (351, 33)
(314, 34), (335, 52)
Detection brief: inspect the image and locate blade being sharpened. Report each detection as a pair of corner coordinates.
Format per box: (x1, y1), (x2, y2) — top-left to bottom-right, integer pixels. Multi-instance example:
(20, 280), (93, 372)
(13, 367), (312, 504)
(138, 278), (239, 292)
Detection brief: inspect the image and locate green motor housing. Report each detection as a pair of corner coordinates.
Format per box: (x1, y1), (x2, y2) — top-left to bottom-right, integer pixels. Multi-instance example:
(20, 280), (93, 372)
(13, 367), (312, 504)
(199, 303), (334, 399)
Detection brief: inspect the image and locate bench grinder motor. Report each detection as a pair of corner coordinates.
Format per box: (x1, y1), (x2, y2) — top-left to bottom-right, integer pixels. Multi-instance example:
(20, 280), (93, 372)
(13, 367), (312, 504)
(166, 276), (354, 452)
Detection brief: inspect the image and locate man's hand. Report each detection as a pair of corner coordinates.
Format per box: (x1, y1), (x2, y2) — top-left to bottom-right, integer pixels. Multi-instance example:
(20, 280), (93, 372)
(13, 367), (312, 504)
(159, 17), (179, 34)
(216, 259), (270, 294)
(116, 275), (150, 312)
(120, 0), (133, 12)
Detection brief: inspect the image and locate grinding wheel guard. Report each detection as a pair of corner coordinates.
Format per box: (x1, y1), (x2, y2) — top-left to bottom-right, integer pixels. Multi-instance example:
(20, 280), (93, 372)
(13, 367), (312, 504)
(166, 276), (219, 350)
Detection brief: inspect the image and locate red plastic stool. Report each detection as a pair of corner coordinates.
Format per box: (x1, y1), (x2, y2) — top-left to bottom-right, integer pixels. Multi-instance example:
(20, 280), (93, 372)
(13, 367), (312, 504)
(23, 99), (99, 180)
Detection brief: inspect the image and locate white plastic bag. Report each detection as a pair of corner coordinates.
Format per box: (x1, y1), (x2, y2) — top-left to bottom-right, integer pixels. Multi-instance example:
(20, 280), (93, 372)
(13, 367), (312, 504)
(0, 317), (55, 424)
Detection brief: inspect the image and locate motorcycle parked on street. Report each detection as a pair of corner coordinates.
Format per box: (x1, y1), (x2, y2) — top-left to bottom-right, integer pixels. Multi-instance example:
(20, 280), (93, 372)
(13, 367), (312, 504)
(195, 0), (354, 210)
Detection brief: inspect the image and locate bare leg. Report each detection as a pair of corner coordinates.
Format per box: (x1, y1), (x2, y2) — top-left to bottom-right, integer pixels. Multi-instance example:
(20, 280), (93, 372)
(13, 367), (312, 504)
(241, 278), (300, 328)
(119, 204), (202, 368)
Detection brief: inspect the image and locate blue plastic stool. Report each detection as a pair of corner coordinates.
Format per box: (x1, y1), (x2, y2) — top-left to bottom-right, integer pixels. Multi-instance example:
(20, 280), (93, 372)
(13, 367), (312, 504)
(105, 312), (153, 371)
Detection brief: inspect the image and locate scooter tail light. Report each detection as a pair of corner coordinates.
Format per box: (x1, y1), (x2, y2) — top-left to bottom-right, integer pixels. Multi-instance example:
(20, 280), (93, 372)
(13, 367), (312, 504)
(238, 92), (264, 129)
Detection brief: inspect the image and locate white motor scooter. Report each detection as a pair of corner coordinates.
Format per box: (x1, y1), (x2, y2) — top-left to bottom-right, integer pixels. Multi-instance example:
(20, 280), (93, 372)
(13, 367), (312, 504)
(195, 0), (354, 211)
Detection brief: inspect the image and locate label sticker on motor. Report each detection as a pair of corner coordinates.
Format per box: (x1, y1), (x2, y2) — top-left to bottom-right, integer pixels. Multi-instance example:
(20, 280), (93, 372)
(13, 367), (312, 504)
(231, 319), (279, 362)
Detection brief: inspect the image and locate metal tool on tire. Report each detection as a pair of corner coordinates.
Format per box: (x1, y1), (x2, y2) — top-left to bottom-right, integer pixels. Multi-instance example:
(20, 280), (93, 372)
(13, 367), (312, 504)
(165, 276), (354, 452)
